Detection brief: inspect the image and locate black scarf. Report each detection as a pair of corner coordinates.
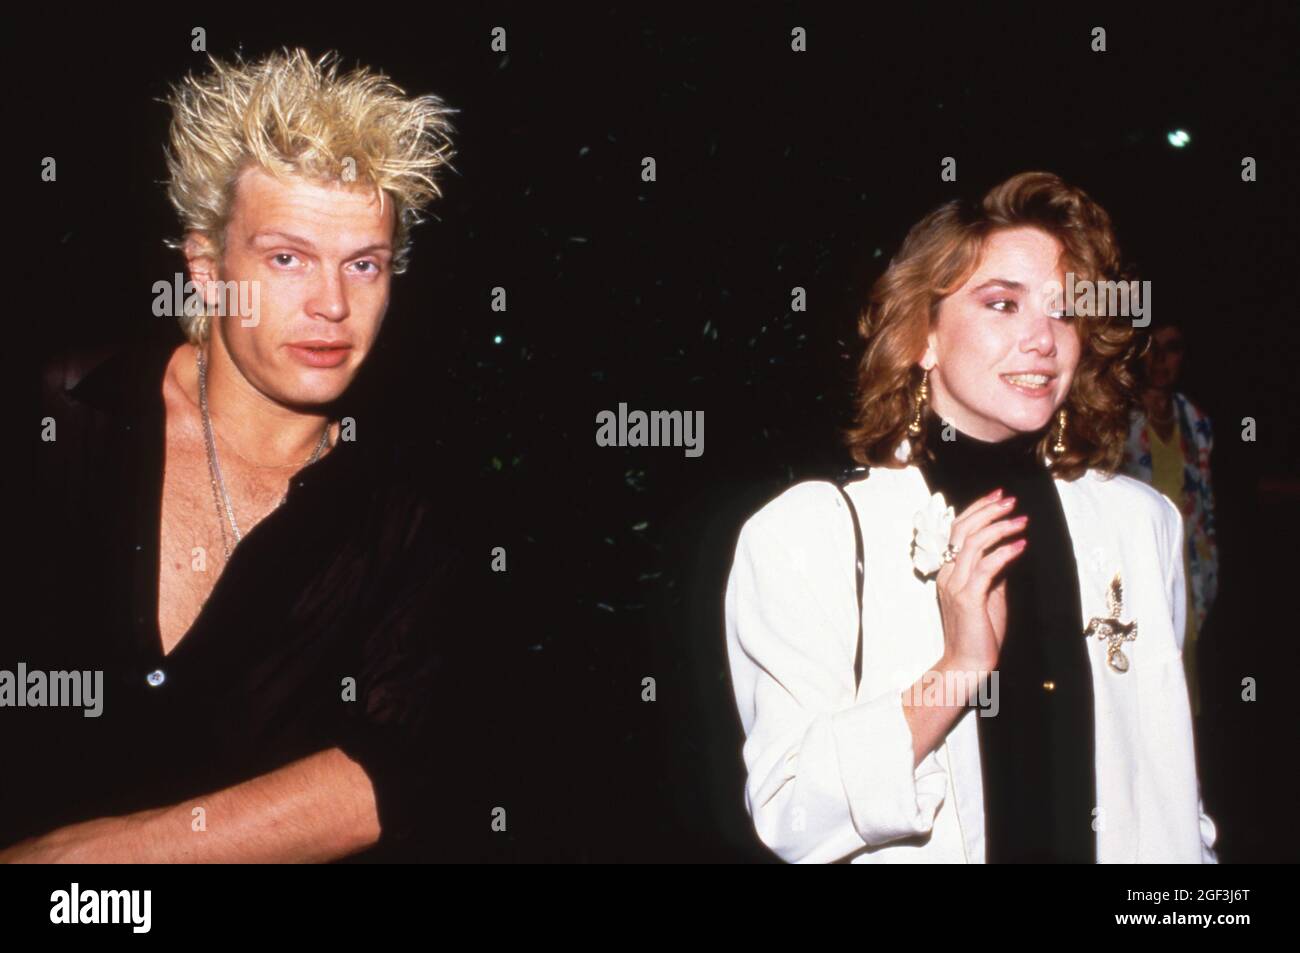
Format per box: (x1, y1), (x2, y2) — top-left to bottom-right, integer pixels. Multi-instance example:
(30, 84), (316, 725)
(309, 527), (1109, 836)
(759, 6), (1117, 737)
(917, 423), (1097, 863)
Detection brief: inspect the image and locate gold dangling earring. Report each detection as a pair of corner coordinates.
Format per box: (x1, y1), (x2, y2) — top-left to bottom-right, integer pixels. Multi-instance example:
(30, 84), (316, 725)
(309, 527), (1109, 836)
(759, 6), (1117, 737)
(1052, 406), (1068, 455)
(908, 368), (930, 436)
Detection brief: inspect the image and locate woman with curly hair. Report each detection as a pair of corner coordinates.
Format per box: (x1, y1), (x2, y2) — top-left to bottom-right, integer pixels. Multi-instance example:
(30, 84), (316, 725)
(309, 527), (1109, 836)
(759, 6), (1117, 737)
(724, 172), (1218, 863)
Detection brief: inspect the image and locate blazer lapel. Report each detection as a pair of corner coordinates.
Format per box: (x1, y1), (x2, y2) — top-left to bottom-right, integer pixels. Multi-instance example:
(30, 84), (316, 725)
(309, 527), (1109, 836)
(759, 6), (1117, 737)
(849, 463), (985, 861)
(1053, 473), (1142, 863)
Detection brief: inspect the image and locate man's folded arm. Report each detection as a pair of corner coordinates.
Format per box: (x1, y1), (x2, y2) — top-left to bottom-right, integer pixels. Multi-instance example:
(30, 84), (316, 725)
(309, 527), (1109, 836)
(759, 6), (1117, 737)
(0, 748), (379, 863)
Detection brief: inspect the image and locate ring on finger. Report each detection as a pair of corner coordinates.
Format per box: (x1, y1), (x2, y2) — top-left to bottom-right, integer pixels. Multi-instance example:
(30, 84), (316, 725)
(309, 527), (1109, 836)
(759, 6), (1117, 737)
(941, 542), (962, 564)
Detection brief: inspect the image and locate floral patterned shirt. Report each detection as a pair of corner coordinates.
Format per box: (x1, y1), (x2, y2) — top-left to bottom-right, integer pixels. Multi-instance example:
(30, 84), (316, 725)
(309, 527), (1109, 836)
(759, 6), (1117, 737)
(1121, 392), (1219, 639)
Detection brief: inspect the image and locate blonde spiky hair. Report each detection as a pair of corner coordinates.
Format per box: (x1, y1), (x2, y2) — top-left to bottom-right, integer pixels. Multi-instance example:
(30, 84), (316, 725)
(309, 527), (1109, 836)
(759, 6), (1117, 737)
(162, 47), (456, 343)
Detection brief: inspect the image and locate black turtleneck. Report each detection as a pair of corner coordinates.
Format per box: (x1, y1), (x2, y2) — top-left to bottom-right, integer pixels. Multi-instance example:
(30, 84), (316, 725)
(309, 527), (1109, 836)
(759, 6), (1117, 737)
(917, 421), (1097, 863)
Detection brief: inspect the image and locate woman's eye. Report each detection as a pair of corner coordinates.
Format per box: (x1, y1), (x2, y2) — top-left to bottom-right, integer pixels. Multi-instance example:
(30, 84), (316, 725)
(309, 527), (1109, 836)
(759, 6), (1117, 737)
(989, 299), (1017, 313)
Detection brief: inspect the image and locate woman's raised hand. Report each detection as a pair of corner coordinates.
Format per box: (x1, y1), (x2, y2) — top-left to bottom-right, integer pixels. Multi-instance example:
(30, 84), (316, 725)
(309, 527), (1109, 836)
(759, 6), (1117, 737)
(935, 488), (1027, 673)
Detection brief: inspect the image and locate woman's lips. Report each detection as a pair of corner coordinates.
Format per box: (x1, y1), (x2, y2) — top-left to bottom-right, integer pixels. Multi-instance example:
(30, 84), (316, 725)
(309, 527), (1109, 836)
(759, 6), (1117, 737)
(1000, 373), (1054, 398)
(286, 344), (351, 368)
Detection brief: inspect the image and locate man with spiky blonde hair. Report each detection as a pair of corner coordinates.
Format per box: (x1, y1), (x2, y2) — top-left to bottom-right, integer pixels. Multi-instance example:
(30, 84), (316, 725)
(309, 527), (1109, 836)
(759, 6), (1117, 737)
(10, 49), (475, 862)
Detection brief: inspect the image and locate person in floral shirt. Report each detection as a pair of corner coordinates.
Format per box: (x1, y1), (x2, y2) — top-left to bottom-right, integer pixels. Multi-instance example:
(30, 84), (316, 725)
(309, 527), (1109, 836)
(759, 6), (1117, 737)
(1122, 322), (1218, 717)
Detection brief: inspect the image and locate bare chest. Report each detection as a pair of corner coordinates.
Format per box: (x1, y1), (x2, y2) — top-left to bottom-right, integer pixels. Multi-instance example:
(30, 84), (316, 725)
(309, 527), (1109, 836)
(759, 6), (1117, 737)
(156, 434), (288, 656)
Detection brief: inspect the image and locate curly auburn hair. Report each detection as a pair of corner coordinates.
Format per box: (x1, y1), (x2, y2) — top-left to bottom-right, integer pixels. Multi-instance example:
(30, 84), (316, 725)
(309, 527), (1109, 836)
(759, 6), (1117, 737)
(841, 171), (1143, 481)
(161, 48), (457, 344)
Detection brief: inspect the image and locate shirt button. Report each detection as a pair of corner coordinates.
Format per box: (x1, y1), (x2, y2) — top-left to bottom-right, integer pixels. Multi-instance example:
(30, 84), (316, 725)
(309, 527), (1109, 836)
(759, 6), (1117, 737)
(146, 669), (166, 687)
(1042, 680), (1056, 692)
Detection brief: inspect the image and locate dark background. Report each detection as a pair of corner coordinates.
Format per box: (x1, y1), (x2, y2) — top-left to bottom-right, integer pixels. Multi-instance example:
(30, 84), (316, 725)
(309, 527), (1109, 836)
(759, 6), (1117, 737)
(12, 4), (1299, 861)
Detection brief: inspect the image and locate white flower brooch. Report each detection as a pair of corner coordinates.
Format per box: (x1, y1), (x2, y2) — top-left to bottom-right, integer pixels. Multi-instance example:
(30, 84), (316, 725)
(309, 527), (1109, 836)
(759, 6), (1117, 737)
(911, 492), (958, 578)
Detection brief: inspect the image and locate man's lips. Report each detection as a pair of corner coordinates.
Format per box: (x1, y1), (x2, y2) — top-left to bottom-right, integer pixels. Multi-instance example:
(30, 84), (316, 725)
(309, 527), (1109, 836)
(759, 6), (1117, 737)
(286, 342), (352, 368)
(287, 340), (352, 349)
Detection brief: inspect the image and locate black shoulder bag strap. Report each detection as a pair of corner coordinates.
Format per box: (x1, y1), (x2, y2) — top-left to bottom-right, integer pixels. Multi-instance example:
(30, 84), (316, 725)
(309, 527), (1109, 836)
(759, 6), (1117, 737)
(832, 466), (870, 694)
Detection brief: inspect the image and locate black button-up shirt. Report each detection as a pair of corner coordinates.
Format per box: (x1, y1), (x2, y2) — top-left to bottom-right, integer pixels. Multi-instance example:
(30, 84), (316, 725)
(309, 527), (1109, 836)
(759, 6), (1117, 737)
(8, 325), (484, 861)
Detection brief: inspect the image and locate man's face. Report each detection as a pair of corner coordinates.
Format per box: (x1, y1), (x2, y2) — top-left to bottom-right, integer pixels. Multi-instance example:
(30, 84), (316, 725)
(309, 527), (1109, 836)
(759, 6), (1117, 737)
(924, 226), (1082, 441)
(1145, 325), (1185, 391)
(209, 167), (395, 408)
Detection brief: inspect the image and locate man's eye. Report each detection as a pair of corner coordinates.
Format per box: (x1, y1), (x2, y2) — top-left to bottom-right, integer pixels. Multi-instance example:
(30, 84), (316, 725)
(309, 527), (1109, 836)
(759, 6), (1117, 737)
(272, 253), (299, 267)
(351, 260), (377, 274)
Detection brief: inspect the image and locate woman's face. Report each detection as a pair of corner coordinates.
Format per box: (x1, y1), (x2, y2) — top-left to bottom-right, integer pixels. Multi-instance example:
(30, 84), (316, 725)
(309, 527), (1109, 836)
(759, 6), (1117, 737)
(922, 226), (1081, 442)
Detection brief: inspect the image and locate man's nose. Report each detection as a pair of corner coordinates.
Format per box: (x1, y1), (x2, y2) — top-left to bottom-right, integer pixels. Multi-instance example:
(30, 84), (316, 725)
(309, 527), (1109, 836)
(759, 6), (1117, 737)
(307, 268), (349, 321)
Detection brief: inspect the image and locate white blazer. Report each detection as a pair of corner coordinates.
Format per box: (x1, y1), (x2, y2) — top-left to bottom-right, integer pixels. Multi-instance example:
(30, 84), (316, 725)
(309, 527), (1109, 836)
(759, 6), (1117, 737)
(724, 440), (1219, 863)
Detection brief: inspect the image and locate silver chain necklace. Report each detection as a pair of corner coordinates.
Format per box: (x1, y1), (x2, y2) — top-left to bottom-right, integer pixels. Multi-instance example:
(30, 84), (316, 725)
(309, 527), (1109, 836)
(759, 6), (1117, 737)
(197, 345), (331, 559)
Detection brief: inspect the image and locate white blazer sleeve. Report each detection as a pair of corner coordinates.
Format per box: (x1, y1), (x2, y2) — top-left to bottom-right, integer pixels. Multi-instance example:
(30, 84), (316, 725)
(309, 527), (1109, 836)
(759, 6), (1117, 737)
(724, 510), (948, 863)
(1161, 493), (1219, 863)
